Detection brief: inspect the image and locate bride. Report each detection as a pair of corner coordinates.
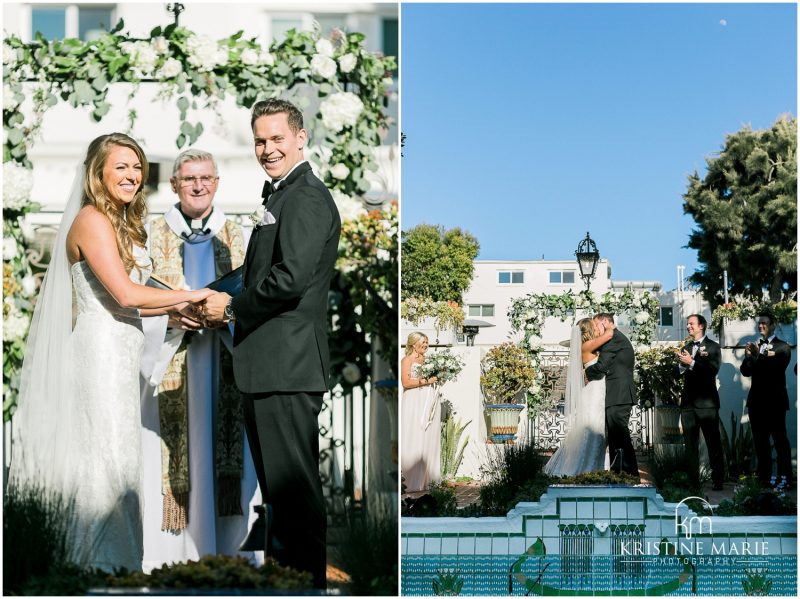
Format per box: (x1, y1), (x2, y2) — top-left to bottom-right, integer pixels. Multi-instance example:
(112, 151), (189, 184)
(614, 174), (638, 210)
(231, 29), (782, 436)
(544, 317), (614, 477)
(9, 133), (214, 572)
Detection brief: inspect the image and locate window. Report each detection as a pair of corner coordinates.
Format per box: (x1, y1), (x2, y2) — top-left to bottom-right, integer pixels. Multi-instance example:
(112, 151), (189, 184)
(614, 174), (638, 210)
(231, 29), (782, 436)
(31, 5), (113, 41)
(382, 17), (398, 73)
(78, 7), (112, 41)
(31, 8), (66, 39)
(498, 271), (524, 285)
(468, 304), (495, 317)
(271, 17), (304, 40)
(659, 307), (674, 327)
(549, 271), (576, 284)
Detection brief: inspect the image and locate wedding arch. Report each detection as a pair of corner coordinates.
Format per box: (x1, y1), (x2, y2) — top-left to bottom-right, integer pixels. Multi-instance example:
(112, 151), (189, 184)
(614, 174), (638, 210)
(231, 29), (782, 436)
(507, 288), (661, 408)
(2, 8), (397, 418)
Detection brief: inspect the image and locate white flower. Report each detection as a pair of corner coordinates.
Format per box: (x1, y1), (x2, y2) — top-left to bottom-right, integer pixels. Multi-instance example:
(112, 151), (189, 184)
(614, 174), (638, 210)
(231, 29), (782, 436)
(157, 57), (183, 79)
(342, 362), (361, 384)
(240, 48), (259, 66)
(20, 275), (37, 296)
(19, 218), (36, 242)
(310, 54), (337, 80)
(319, 92), (364, 132)
(151, 36), (169, 54)
(315, 38), (335, 57)
(338, 53), (357, 73)
(259, 50), (275, 66)
(3, 162), (33, 210)
(4, 84), (19, 110)
(376, 248), (390, 263)
(120, 40), (158, 75)
(3, 306), (29, 342)
(635, 311), (650, 325)
(382, 76), (394, 87)
(249, 205), (265, 227)
(3, 237), (17, 261)
(3, 43), (16, 66)
(186, 34), (225, 72)
(331, 189), (365, 222)
(330, 163), (350, 180)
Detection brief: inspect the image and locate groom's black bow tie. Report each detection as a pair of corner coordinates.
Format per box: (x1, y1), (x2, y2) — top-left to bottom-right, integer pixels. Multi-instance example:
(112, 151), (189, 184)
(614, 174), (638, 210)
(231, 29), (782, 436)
(758, 338), (768, 345)
(261, 180), (279, 205)
(691, 341), (701, 347)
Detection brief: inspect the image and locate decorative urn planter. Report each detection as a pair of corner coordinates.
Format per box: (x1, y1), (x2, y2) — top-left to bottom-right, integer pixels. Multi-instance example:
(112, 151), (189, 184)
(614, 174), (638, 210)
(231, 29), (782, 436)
(485, 403), (524, 443)
(655, 403), (682, 444)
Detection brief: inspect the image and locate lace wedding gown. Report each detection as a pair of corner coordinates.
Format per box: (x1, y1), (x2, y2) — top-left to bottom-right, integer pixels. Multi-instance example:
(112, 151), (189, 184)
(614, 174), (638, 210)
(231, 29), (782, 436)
(401, 363), (441, 492)
(544, 357), (607, 477)
(66, 245), (151, 571)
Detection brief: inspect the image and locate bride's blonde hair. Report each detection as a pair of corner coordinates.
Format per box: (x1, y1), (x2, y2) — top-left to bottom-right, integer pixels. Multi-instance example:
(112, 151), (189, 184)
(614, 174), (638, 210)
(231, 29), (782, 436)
(82, 133), (149, 273)
(577, 318), (595, 344)
(405, 332), (428, 356)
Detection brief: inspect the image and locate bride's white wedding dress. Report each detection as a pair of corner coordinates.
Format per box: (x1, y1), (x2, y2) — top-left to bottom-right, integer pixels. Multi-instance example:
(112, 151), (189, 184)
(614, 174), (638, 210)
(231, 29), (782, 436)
(66, 245), (151, 571)
(544, 352), (607, 477)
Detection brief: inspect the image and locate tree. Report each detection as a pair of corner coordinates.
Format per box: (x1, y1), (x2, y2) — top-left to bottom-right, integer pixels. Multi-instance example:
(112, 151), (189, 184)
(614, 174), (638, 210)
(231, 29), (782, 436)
(682, 115), (797, 307)
(401, 224), (480, 304)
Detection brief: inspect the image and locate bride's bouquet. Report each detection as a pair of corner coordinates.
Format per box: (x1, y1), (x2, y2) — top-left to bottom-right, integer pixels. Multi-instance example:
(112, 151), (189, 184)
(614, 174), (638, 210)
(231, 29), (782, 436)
(419, 349), (465, 385)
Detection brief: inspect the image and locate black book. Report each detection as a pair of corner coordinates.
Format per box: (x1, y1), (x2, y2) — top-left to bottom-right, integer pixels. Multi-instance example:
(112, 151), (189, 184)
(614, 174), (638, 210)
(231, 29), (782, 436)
(145, 267), (243, 297)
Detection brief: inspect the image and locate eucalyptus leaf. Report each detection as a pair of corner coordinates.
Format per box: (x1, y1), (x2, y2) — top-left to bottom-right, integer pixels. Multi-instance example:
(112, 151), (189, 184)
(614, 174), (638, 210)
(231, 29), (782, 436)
(73, 80), (96, 104)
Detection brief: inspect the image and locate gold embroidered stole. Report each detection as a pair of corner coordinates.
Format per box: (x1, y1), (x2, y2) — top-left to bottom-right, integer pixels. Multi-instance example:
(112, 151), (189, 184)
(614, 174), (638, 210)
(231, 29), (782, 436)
(149, 217), (246, 532)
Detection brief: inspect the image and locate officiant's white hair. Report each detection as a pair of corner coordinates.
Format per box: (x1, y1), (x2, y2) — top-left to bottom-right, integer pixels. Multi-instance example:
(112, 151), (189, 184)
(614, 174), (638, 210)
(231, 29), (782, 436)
(171, 148), (218, 177)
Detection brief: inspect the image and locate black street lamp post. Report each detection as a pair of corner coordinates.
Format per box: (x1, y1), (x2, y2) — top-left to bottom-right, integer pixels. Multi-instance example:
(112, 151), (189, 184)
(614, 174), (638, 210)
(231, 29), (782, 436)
(575, 232), (600, 291)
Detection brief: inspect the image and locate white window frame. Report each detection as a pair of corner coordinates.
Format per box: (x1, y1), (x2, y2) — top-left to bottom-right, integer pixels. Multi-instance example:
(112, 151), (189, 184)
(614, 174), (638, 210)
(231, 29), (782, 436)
(498, 270), (524, 286)
(548, 270), (577, 285)
(24, 4), (117, 42)
(468, 304), (495, 318)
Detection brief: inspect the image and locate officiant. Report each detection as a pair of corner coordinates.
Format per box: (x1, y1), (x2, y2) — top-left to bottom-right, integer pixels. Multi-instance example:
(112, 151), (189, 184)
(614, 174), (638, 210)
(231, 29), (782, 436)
(139, 149), (261, 571)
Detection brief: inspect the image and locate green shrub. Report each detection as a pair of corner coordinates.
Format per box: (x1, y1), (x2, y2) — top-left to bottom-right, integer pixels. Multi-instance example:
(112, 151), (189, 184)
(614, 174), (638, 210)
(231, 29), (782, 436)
(110, 555), (311, 591)
(719, 411), (755, 480)
(335, 508), (398, 595)
(3, 483), (84, 595)
(478, 443), (554, 516)
(441, 413), (470, 480)
(556, 470), (641, 486)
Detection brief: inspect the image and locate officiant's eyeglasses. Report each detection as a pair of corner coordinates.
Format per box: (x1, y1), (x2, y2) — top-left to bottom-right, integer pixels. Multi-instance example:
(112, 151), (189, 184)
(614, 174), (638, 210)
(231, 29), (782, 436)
(177, 175), (218, 187)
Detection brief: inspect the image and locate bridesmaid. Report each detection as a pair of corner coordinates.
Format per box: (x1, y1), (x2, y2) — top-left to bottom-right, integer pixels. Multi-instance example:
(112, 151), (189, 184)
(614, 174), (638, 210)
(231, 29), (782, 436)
(400, 332), (440, 493)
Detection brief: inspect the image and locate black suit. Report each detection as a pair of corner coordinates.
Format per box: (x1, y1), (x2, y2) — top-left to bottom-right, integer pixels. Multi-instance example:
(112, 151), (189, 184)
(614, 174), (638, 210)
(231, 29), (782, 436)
(585, 328), (639, 477)
(740, 336), (792, 485)
(678, 336), (724, 487)
(231, 162), (340, 587)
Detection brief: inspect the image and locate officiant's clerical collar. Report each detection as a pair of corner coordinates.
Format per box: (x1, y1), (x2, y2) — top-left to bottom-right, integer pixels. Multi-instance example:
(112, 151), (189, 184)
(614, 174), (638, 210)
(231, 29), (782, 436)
(178, 206), (212, 231)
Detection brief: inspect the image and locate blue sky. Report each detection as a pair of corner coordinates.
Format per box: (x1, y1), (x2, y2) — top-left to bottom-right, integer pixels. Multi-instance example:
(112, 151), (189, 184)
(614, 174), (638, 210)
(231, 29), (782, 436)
(401, 2), (797, 291)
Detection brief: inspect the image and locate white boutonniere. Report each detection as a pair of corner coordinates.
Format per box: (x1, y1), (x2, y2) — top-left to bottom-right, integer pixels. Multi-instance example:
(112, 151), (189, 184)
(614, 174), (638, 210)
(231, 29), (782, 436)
(766, 343), (774, 351)
(699, 346), (706, 353)
(249, 205), (265, 227)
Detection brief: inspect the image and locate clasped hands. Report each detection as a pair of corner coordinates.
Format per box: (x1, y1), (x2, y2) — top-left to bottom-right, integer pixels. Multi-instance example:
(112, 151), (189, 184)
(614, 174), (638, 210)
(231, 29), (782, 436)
(168, 291), (232, 331)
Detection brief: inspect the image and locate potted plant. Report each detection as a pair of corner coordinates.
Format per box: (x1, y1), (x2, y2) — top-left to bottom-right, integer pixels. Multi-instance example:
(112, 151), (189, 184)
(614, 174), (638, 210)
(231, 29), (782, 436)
(635, 344), (684, 444)
(480, 342), (535, 443)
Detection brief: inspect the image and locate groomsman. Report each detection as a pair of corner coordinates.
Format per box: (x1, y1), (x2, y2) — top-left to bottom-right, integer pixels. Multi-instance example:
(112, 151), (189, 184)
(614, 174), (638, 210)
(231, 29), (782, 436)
(203, 99), (341, 588)
(677, 314), (724, 490)
(741, 312), (793, 488)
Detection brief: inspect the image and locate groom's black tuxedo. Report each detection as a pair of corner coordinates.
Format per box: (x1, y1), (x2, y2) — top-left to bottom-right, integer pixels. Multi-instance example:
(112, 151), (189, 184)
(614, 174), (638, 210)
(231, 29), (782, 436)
(585, 328), (639, 477)
(231, 161), (340, 588)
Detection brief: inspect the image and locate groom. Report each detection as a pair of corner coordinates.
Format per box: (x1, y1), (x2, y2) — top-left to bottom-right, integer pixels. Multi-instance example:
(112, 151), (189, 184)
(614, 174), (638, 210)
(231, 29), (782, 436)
(203, 98), (341, 588)
(585, 313), (640, 478)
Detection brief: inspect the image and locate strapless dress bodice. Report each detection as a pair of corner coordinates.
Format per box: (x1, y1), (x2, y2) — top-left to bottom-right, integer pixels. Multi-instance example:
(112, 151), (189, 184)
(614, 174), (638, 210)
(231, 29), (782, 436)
(72, 244), (152, 324)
